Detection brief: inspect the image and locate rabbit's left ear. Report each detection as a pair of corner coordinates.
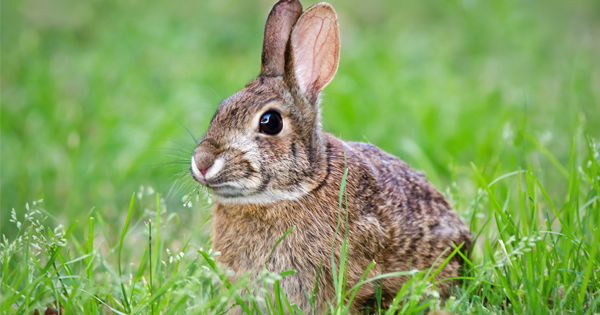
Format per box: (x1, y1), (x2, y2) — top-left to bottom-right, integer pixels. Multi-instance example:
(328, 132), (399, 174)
(287, 3), (340, 103)
(260, 0), (303, 77)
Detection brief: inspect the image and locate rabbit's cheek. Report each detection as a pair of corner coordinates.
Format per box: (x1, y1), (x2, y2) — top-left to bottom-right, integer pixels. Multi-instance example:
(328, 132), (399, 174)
(206, 154), (264, 194)
(227, 134), (260, 157)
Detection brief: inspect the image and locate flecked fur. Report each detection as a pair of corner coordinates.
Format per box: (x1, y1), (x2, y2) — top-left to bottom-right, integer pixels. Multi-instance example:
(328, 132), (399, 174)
(191, 1), (471, 313)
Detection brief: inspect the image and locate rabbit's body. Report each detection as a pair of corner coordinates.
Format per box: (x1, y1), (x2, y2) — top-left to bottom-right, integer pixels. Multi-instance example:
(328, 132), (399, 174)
(212, 132), (470, 312)
(191, 1), (471, 312)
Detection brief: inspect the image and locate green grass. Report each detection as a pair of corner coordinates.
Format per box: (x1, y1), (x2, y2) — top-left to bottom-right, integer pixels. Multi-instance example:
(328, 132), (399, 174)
(1, 0), (600, 313)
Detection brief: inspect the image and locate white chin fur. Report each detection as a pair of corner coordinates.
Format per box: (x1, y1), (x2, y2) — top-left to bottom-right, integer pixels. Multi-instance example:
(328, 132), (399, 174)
(212, 187), (310, 205)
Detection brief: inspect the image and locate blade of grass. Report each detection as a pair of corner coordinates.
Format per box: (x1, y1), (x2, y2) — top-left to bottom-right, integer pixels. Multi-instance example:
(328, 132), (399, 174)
(525, 132), (569, 178)
(77, 288), (128, 315)
(330, 166), (348, 293)
(153, 193), (160, 293)
(343, 260), (377, 309)
(198, 250), (251, 314)
(86, 217), (94, 281)
(274, 279), (286, 315)
(148, 219), (154, 315)
(311, 259), (323, 314)
(578, 196), (600, 307)
(266, 226), (296, 268)
(117, 193), (135, 313)
(163, 215), (211, 313)
(292, 304), (307, 315)
(427, 243), (465, 283)
(131, 259), (197, 313)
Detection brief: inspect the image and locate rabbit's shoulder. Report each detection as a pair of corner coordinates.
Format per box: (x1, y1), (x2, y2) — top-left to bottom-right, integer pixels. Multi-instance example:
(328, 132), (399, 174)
(343, 140), (448, 209)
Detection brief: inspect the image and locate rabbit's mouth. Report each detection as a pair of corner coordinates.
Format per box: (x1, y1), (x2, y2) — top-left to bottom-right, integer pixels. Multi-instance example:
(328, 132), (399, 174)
(207, 182), (247, 197)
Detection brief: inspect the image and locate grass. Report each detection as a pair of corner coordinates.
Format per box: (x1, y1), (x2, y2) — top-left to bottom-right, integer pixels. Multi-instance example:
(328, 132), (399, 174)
(1, 0), (600, 313)
(1, 140), (599, 314)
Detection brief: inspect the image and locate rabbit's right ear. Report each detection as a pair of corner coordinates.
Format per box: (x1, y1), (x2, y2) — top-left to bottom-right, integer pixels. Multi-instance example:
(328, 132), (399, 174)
(260, 0), (303, 77)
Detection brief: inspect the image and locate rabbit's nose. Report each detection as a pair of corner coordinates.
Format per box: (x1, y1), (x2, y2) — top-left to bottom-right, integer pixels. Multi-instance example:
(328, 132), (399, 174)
(198, 166), (210, 176)
(192, 150), (216, 179)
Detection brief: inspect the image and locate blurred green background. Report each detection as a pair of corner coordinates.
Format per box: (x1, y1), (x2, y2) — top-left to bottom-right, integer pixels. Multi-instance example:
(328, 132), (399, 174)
(2, 0), (599, 236)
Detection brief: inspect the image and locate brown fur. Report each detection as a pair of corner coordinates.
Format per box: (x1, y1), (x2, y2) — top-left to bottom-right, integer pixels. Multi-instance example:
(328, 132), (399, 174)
(190, 1), (471, 313)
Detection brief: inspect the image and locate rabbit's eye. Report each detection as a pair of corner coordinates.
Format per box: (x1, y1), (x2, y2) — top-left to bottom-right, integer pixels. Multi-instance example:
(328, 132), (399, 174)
(259, 110), (283, 135)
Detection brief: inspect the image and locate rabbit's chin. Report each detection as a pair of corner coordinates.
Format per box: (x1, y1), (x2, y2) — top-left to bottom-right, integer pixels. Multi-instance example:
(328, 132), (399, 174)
(210, 186), (310, 205)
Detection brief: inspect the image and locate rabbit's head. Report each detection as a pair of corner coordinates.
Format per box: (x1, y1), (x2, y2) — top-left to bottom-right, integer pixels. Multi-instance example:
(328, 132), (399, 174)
(191, 0), (340, 204)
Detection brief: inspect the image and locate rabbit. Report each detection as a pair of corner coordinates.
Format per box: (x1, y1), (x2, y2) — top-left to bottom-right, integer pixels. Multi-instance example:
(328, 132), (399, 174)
(190, 0), (472, 313)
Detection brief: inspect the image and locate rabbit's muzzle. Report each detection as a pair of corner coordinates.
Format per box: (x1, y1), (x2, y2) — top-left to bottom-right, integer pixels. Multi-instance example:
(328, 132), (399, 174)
(191, 138), (265, 201)
(191, 146), (216, 184)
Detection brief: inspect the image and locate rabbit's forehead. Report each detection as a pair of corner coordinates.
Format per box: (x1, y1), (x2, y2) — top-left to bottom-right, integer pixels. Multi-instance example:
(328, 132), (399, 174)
(212, 77), (289, 127)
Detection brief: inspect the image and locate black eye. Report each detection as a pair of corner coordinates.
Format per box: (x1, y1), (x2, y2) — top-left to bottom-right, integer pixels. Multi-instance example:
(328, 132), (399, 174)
(259, 110), (283, 135)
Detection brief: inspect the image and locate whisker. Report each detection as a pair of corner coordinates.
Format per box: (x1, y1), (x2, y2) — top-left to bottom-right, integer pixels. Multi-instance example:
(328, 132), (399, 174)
(152, 147), (195, 155)
(159, 157), (193, 166)
(163, 154), (193, 160)
(206, 85), (222, 102)
(155, 138), (197, 152)
(166, 170), (192, 182)
(151, 161), (192, 168)
(167, 176), (199, 200)
(167, 175), (188, 200)
(173, 117), (199, 145)
(158, 172), (192, 192)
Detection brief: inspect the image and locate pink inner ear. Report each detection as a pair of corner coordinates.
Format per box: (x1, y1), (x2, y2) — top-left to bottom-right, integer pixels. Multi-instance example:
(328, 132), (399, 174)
(291, 4), (339, 99)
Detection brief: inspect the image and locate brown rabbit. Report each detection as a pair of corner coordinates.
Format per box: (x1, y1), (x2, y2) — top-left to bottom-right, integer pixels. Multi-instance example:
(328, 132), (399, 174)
(190, 0), (471, 313)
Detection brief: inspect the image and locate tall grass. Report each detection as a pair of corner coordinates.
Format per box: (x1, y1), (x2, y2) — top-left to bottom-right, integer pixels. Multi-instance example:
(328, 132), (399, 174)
(1, 137), (599, 314)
